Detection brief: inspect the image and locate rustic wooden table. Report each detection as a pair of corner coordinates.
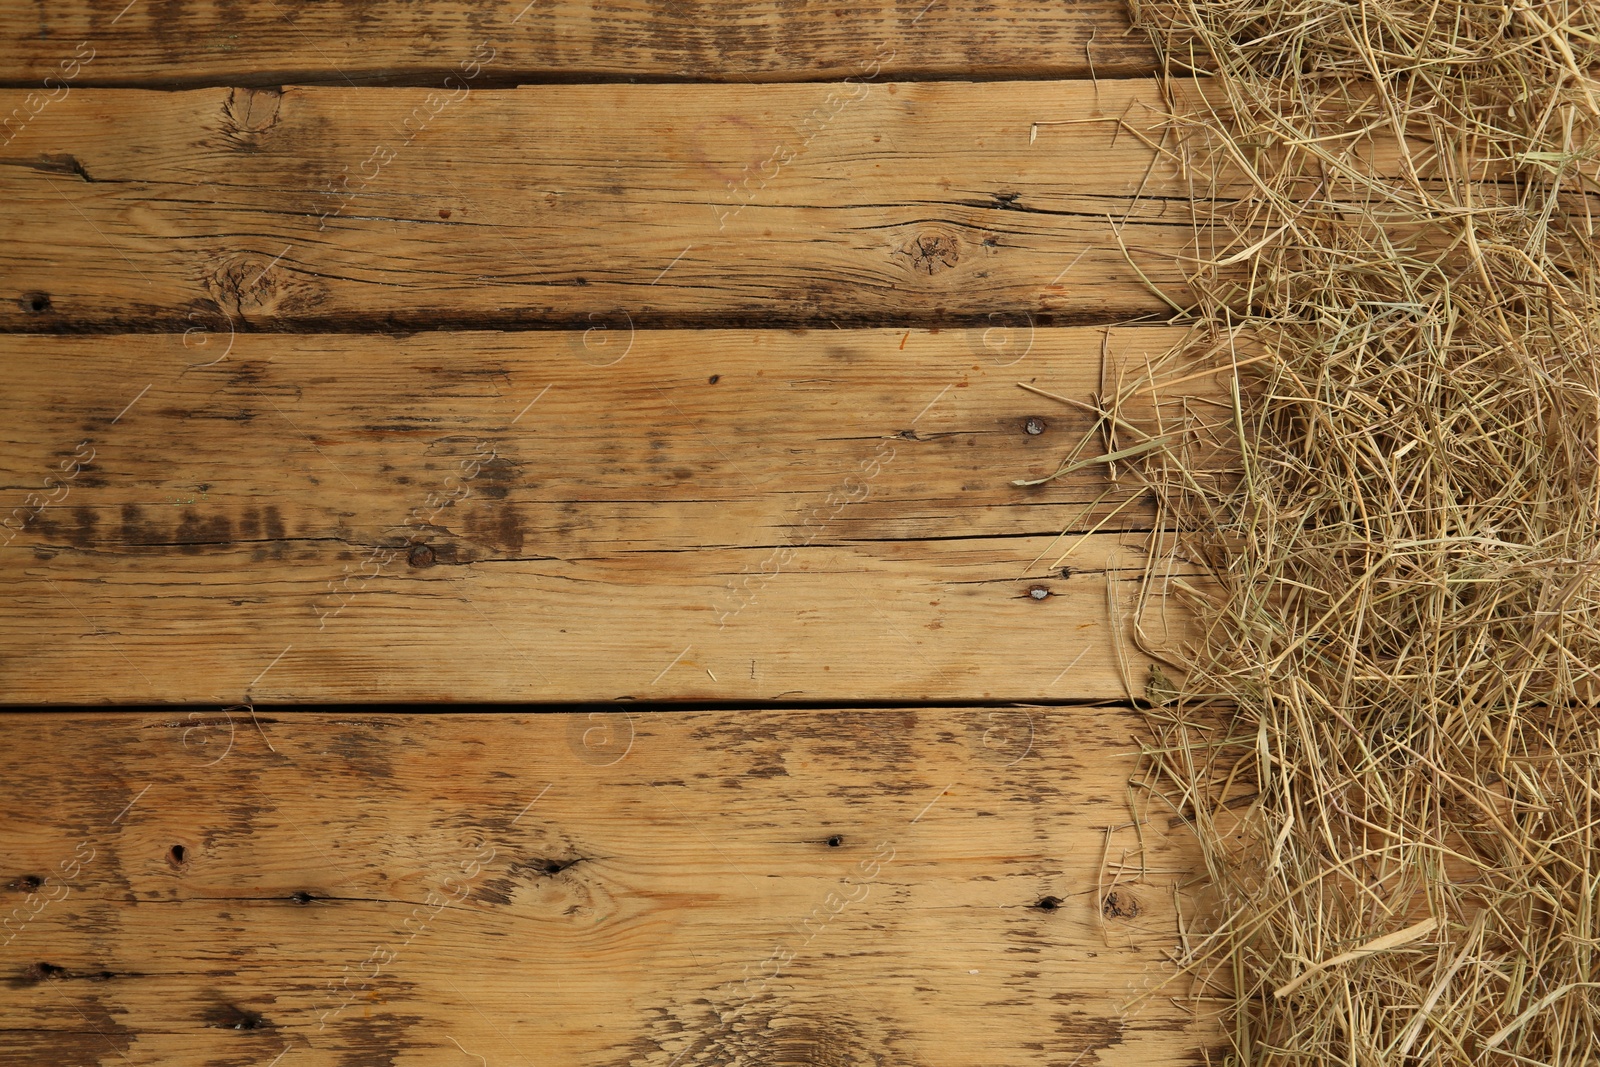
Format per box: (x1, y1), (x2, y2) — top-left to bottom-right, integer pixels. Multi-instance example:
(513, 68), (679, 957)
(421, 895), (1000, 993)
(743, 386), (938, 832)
(0, 3), (1220, 1063)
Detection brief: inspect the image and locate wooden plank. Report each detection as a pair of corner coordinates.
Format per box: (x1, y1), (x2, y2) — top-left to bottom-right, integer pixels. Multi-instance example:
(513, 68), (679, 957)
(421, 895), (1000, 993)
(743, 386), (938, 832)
(0, 327), (1221, 705)
(0, 81), (1211, 332)
(0, 708), (1213, 1065)
(0, 1), (1156, 88)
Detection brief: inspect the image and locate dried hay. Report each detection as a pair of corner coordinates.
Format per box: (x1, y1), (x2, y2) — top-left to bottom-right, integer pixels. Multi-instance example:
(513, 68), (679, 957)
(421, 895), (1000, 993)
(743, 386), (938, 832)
(1083, 0), (1600, 1062)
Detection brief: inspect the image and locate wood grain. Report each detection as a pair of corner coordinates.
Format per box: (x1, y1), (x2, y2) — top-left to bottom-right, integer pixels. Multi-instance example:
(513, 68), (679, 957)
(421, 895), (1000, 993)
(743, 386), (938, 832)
(0, 327), (1226, 704)
(0, 708), (1215, 1066)
(0, 80), (1216, 331)
(0, 1), (1156, 87)
(0, 8), (1222, 1064)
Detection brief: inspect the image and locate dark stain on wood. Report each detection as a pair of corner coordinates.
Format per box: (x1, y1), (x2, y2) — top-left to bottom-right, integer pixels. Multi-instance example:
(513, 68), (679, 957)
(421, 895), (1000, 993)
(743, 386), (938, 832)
(118, 502), (148, 545)
(202, 1002), (273, 1031)
(327, 1008), (427, 1067)
(72, 505), (97, 547)
(472, 877), (515, 908)
(465, 497), (525, 555)
(325, 726), (398, 780)
(174, 509), (233, 553)
(629, 989), (926, 1067)
(1, 986), (136, 1059)
(228, 360), (271, 390)
(263, 504), (286, 541)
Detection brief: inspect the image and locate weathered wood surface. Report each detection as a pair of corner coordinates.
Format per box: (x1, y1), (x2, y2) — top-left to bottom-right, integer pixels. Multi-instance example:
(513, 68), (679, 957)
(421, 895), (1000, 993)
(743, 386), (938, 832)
(0, 1), (1156, 88)
(0, 80), (1214, 332)
(0, 327), (1226, 705)
(0, 708), (1213, 1066)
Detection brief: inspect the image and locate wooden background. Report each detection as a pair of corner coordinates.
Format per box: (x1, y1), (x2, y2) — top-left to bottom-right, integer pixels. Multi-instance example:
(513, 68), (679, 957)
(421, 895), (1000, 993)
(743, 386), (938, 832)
(0, 2), (1223, 1063)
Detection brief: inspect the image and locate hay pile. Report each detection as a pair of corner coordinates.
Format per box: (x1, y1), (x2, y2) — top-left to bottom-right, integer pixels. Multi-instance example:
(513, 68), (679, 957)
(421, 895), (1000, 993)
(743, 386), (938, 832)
(1113, 1), (1600, 1062)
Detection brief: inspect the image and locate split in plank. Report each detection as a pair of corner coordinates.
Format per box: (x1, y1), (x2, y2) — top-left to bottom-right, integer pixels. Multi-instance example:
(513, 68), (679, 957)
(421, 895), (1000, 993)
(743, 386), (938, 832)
(0, 327), (1229, 704)
(0, 80), (1218, 331)
(0, 707), (1214, 1066)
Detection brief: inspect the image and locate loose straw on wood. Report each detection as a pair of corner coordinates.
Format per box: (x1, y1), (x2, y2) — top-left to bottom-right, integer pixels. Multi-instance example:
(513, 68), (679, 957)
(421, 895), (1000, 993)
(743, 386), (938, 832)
(1033, 0), (1600, 1062)
(1273, 916), (1437, 999)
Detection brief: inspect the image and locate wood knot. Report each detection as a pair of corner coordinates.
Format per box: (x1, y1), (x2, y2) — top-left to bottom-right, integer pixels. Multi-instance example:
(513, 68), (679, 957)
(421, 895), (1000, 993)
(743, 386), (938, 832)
(204, 1004), (272, 1031)
(1102, 890), (1141, 920)
(222, 88), (282, 137)
(204, 250), (324, 321)
(896, 230), (961, 275)
(23, 962), (68, 984)
(519, 856), (582, 878)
